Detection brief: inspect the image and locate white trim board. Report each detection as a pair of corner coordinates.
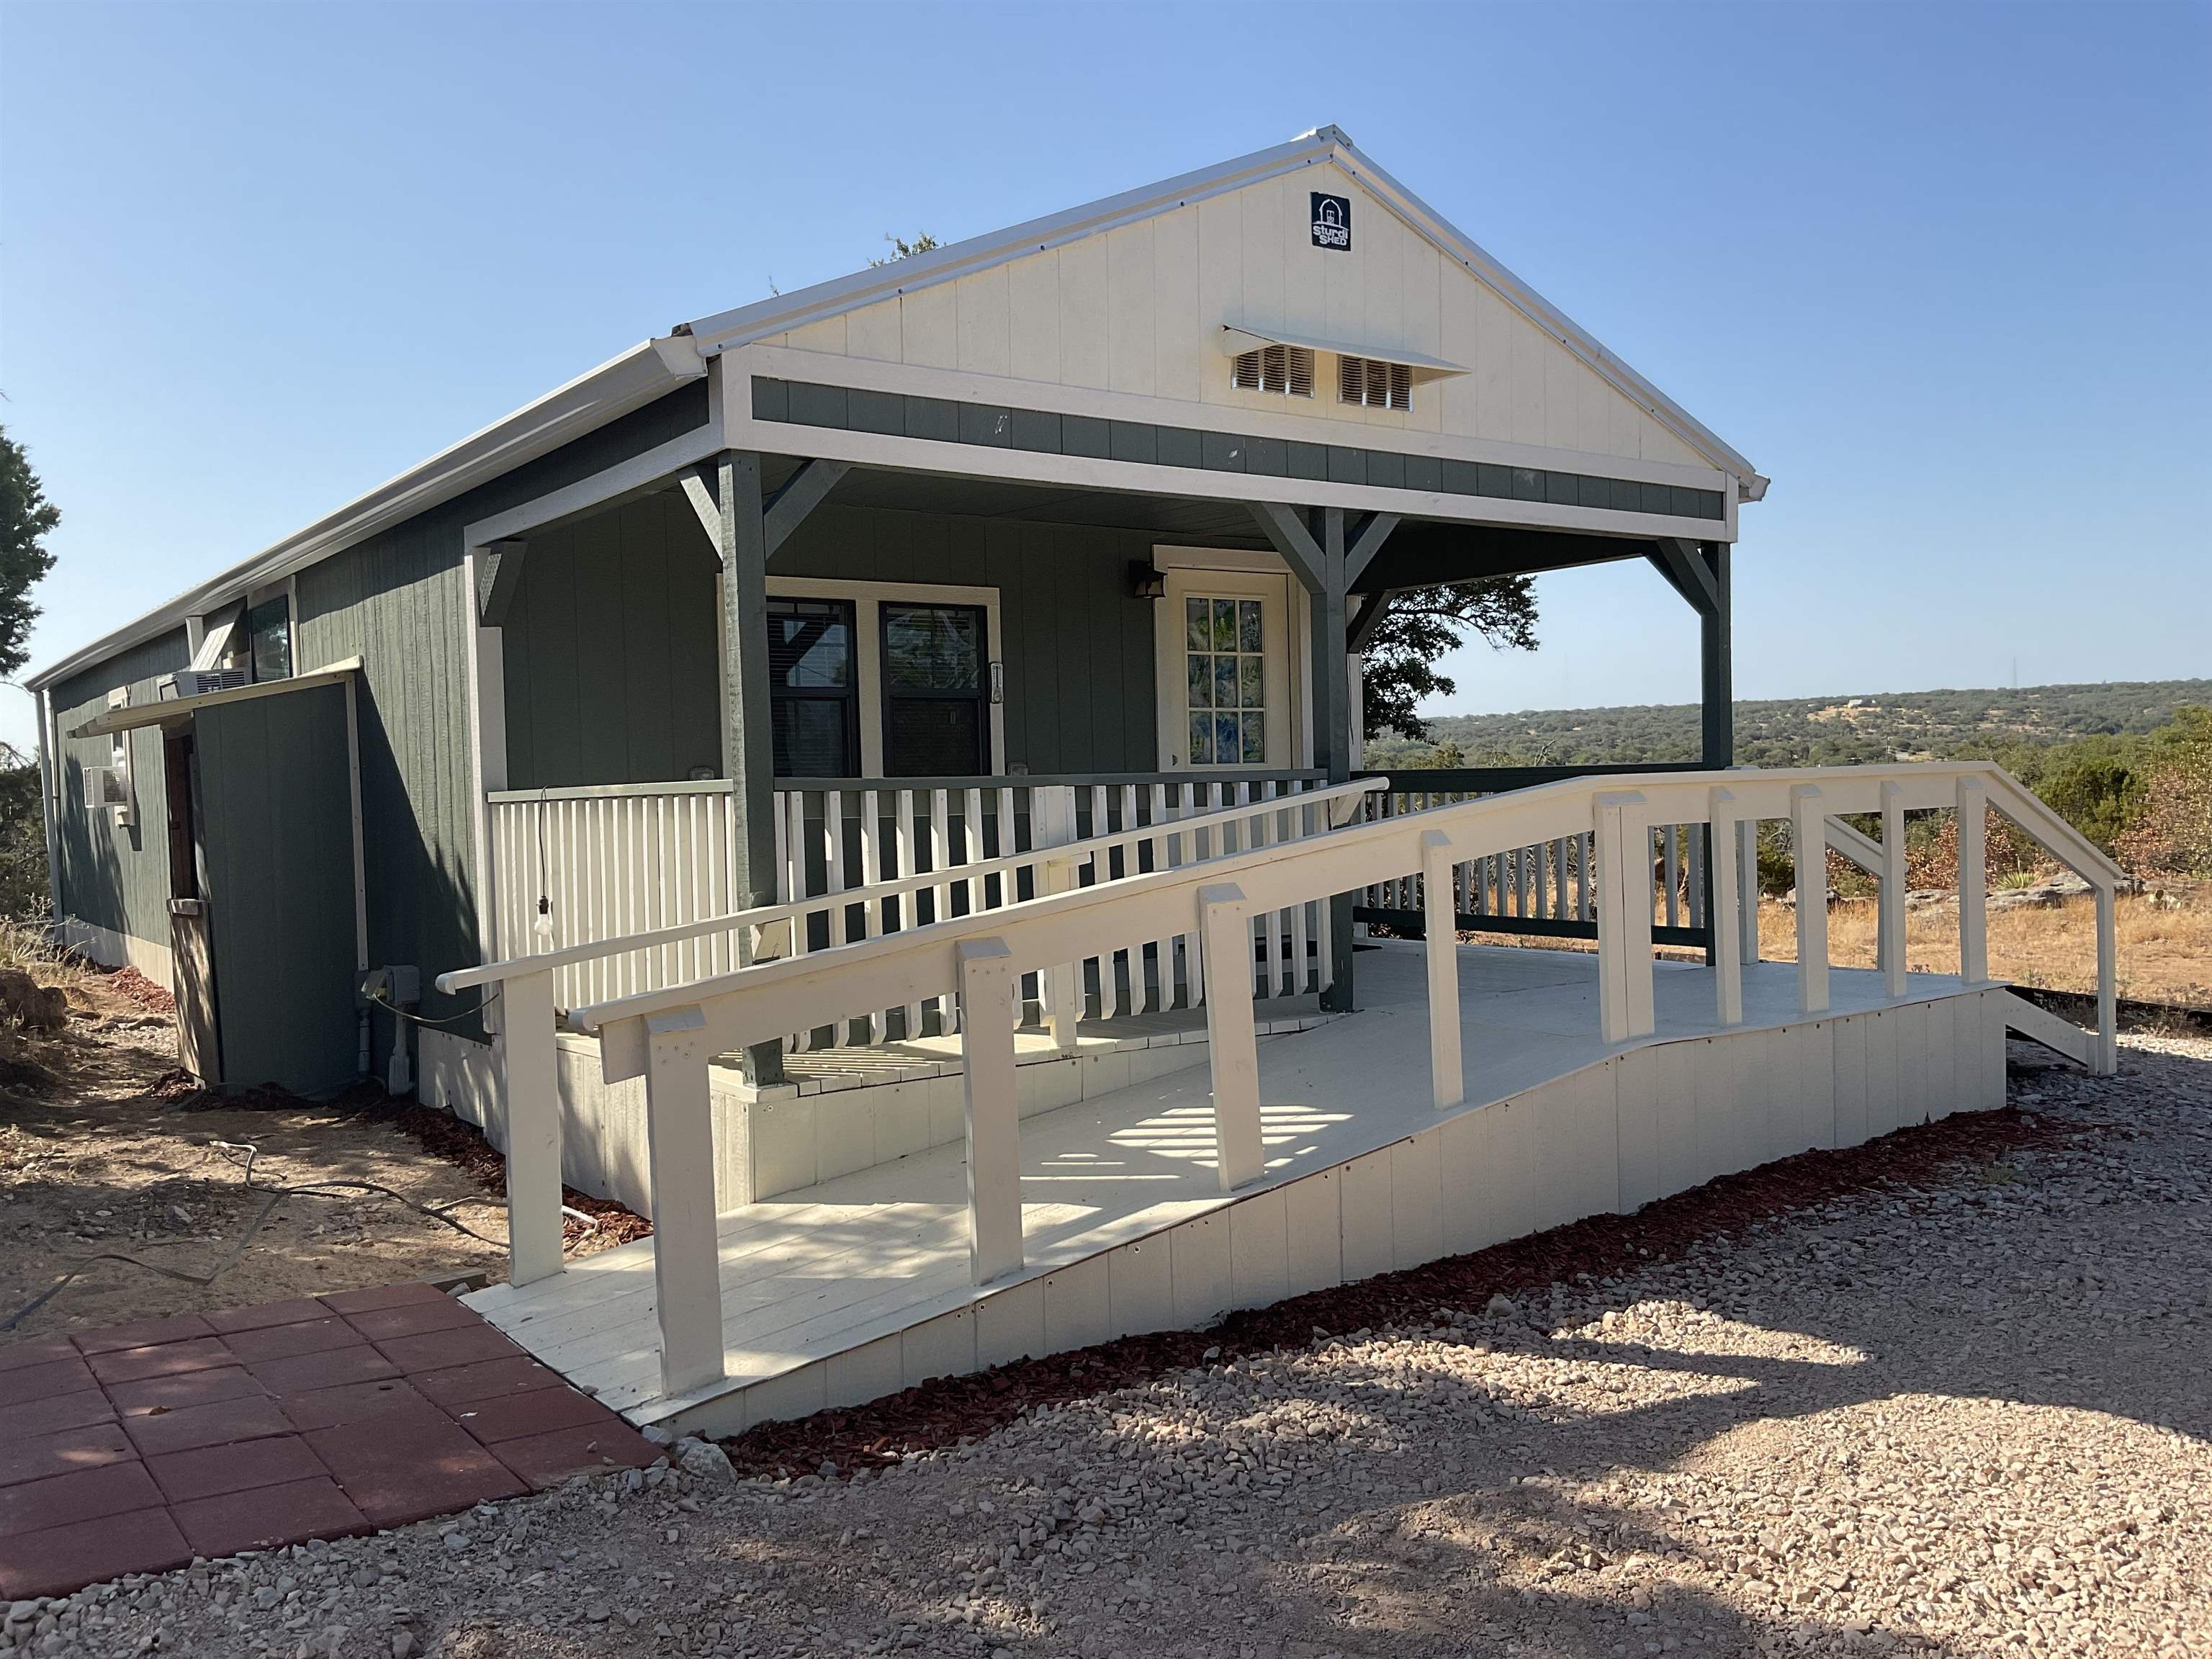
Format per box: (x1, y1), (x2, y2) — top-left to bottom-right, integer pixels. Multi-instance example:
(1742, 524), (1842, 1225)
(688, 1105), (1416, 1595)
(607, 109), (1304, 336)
(735, 342), (1730, 494)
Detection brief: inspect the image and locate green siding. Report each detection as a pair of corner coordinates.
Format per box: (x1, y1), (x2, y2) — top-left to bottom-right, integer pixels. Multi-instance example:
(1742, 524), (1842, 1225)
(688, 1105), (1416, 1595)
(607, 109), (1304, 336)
(775, 504), (1160, 775)
(500, 499), (1162, 786)
(500, 490), (721, 788)
(51, 629), (191, 951)
(195, 683), (359, 1094)
(292, 381), (711, 1046)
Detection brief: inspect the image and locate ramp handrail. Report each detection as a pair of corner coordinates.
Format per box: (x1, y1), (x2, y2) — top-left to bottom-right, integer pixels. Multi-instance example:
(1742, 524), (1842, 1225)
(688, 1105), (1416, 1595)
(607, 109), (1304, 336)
(472, 760), (2121, 1399)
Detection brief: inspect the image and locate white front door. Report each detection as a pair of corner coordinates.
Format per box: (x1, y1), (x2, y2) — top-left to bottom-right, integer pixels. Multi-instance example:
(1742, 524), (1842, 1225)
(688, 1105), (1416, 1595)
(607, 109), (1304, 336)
(1154, 568), (1296, 770)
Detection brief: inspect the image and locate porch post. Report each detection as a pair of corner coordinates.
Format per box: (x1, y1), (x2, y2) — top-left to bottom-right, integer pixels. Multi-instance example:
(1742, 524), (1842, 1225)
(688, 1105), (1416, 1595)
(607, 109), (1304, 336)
(1699, 542), (1732, 768)
(714, 451), (786, 1086)
(1311, 508), (1357, 1010)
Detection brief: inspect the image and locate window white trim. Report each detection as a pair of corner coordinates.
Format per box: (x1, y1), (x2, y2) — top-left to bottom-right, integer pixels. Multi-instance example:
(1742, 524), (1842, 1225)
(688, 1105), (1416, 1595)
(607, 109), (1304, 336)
(765, 576), (1004, 779)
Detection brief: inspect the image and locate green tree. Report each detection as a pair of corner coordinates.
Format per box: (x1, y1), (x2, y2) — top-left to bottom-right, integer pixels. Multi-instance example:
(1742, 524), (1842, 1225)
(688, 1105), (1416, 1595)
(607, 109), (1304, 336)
(0, 428), (60, 680)
(869, 233), (943, 267)
(1360, 578), (1538, 742)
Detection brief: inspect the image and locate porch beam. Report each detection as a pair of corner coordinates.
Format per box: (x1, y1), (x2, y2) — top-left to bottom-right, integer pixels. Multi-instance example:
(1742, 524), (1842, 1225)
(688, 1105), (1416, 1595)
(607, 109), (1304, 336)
(1647, 536), (1719, 616)
(1341, 511), (1401, 592)
(477, 539), (528, 628)
(763, 458), (852, 557)
(712, 450), (786, 1086)
(1247, 502), (1325, 594)
(1347, 589), (1398, 652)
(680, 468), (721, 554)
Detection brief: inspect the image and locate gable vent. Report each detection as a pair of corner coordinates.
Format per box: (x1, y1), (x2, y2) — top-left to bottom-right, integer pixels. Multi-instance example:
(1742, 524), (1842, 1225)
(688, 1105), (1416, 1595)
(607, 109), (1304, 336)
(1231, 343), (1314, 398)
(1338, 354), (1412, 412)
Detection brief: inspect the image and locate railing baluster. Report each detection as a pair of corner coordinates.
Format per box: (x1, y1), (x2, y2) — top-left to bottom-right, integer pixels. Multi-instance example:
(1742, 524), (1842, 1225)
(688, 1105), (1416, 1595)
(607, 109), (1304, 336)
(956, 938), (1024, 1283)
(896, 788), (921, 1041)
(861, 788), (886, 1041)
(502, 968), (565, 1286)
(1881, 782), (1907, 999)
(1421, 830), (1464, 1110)
(1197, 883), (1264, 1190)
(1791, 783), (1830, 1015)
(642, 1004), (725, 1397)
(1709, 789), (1744, 1028)
(1956, 776), (1987, 984)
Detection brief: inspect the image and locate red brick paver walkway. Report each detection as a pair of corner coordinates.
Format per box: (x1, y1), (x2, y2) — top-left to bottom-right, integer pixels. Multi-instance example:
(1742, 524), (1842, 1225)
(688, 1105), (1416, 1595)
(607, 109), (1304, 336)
(0, 1284), (659, 1600)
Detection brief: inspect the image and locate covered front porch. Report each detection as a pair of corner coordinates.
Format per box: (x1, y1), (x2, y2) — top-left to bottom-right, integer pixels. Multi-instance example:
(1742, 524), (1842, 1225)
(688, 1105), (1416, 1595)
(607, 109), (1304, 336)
(457, 438), (1739, 1081)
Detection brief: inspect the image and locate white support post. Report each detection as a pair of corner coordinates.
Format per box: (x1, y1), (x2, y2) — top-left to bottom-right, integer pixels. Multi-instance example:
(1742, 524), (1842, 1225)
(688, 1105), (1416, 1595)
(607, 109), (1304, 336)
(1419, 831), (1464, 1110)
(1736, 817), (1761, 966)
(1197, 883), (1265, 1190)
(2094, 884), (2118, 1076)
(1956, 776), (1987, 984)
(1791, 784), (1830, 1015)
(1708, 788), (1744, 1028)
(500, 968), (564, 1287)
(642, 1006), (726, 1398)
(1880, 781), (1907, 999)
(1593, 793), (1654, 1043)
(957, 938), (1025, 1282)
(1035, 787), (1081, 1053)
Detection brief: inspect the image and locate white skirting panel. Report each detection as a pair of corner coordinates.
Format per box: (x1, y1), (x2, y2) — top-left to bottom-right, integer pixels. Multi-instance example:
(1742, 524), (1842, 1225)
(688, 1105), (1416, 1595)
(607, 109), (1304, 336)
(678, 987), (2010, 1439)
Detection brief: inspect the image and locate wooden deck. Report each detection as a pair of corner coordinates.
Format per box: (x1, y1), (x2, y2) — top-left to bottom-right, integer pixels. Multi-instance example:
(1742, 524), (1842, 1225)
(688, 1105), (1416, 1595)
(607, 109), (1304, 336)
(466, 943), (2008, 1434)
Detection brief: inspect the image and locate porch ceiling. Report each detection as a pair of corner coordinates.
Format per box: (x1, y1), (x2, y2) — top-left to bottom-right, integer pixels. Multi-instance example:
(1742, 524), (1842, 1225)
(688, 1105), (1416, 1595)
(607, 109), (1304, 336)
(758, 455), (1662, 590)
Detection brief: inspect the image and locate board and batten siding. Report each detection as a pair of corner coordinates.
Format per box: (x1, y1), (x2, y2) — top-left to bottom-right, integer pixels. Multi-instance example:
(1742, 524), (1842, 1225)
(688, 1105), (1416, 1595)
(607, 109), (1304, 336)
(768, 503), (1160, 776)
(273, 378), (713, 1051)
(50, 627), (192, 970)
(497, 498), (1161, 788)
(761, 161), (1706, 470)
(498, 490), (722, 790)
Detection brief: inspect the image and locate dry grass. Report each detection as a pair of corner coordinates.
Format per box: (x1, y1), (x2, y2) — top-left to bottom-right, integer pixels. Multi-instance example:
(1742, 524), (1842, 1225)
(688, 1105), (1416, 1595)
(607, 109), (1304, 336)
(1756, 888), (2212, 1008)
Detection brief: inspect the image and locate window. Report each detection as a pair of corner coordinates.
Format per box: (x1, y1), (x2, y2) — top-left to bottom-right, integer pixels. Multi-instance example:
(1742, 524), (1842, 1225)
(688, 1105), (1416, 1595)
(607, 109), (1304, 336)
(246, 595), (292, 682)
(1230, 343), (1314, 398)
(1184, 596), (1267, 765)
(1337, 354), (1412, 412)
(768, 597), (859, 776)
(881, 603), (988, 776)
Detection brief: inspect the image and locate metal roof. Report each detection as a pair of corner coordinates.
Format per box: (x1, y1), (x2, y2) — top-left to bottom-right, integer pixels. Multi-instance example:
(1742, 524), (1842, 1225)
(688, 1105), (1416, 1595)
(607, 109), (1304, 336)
(31, 125), (1761, 693)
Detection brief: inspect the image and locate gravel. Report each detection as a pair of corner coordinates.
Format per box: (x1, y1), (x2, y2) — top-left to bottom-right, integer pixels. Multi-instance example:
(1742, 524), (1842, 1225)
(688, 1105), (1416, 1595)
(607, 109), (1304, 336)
(17, 1036), (2208, 1659)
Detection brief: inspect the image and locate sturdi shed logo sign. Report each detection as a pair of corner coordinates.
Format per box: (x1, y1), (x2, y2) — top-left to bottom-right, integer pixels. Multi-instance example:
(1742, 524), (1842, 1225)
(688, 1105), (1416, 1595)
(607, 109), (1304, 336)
(1310, 192), (1352, 251)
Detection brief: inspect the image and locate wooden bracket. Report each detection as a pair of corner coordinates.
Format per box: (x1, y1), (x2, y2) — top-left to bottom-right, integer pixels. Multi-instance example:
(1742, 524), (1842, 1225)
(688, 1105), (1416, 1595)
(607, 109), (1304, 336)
(1343, 511), (1400, 590)
(763, 458), (852, 558)
(1646, 537), (1720, 616)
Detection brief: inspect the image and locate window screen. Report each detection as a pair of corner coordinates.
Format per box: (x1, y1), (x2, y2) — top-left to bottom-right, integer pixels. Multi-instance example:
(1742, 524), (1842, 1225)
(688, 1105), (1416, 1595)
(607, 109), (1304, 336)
(768, 597), (858, 777)
(881, 603), (987, 777)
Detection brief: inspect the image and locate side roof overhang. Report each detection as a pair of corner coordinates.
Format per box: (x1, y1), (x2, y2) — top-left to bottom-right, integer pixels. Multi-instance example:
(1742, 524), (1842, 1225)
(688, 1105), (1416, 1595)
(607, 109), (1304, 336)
(31, 124), (1761, 693)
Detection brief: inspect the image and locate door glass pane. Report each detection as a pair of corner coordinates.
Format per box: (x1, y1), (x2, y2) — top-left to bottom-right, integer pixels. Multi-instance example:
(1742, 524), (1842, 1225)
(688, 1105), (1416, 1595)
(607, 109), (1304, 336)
(1184, 598), (1209, 650)
(1182, 591), (1268, 768)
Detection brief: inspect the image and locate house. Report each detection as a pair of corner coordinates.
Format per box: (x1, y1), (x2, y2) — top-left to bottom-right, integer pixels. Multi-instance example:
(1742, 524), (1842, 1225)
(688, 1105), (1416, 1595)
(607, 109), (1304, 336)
(29, 128), (2116, 1434)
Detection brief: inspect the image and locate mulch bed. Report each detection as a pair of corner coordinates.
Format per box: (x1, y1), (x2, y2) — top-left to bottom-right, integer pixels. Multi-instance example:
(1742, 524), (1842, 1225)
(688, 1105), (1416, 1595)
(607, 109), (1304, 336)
(721, 1098), (2077, 1480)
(97, 966), (176, 1019)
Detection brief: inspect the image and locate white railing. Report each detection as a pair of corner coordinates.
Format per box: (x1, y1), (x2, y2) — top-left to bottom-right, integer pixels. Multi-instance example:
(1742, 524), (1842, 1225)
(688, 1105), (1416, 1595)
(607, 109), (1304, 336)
(447, 762), (2122, 1396)
(1359, 778), (1710, 940)
(488, 770), (1341, 1040)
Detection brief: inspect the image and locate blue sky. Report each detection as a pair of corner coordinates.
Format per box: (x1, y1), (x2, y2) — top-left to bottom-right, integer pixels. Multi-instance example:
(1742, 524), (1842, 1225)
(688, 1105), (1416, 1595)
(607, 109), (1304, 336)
(4, 1), (2206, 751)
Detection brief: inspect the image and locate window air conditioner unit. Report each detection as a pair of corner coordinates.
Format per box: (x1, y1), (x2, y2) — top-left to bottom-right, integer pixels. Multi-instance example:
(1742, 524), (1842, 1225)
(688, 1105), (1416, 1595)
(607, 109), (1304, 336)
(159, 668), (250, 700)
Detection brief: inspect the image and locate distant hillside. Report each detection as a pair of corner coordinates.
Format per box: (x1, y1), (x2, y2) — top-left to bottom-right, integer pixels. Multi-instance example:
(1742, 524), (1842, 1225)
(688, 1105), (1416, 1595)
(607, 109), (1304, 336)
(1367, 680), (2212, 770)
